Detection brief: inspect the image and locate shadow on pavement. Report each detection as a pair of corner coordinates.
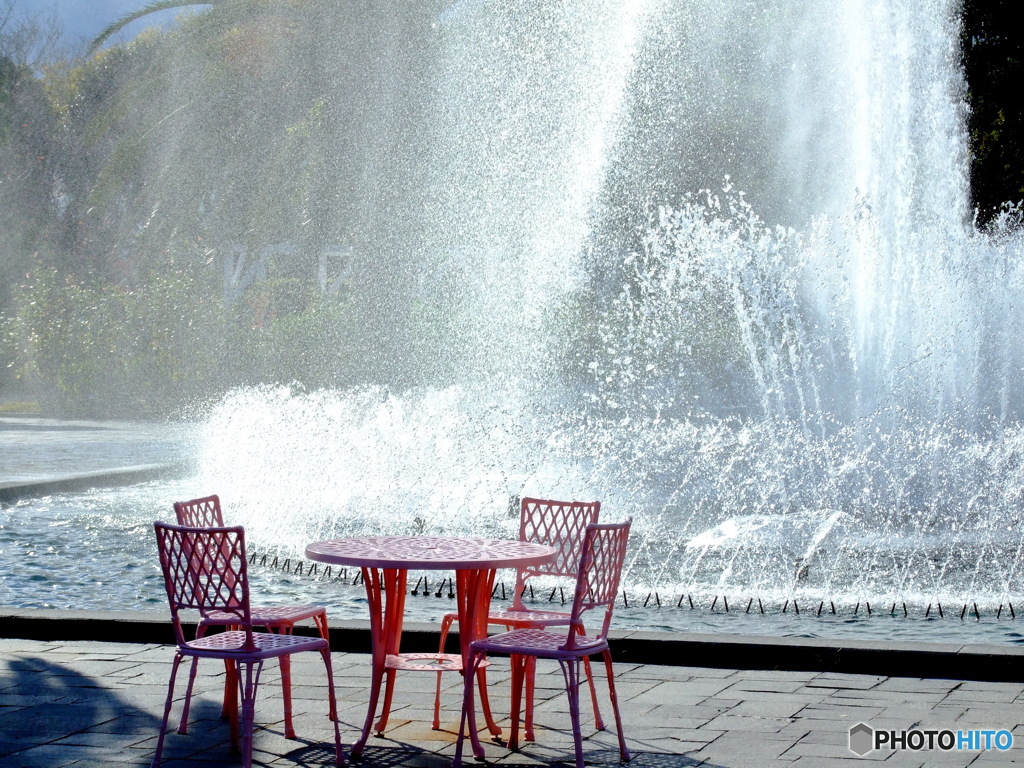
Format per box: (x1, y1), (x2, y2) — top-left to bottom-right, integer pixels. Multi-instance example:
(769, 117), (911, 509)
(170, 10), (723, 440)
(282, 744), (713, 768)
(0, 655), (161, 766)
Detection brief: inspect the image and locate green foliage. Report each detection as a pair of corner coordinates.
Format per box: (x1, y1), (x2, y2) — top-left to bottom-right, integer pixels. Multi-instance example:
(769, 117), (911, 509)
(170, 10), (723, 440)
(0, 55), (16, 139)
(0, 50), (58, 360)
(963, 0), (1024, 224)
(4, 262), (234, 416)
(241, 287), (360, 389)
(2, 255), (374, 415)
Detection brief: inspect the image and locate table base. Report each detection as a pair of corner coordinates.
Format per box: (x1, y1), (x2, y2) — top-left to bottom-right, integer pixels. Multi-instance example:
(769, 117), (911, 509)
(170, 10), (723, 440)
(353, 566), (502, 757)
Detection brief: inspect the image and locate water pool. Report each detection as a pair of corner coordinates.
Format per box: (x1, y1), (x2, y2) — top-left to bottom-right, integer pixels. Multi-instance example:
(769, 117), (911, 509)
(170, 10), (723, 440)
(3, 480), (1023, 647)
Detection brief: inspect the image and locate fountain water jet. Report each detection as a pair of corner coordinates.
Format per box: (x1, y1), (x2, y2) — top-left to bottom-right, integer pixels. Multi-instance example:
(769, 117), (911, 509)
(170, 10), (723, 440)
(192, 0), (1024, 613)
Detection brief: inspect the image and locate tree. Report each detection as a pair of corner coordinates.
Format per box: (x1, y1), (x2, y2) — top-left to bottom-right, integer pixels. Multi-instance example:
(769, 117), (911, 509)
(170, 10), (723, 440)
(87, 0), (225, 55)
(0, 0), (64, 70)
(963, 0), (1024, 224)
(0, 2), (61, 329)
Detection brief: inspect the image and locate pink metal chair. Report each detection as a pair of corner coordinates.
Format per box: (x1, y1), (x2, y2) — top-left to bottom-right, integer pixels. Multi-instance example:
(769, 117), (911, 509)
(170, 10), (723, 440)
(173, 494), (330, 740)
(433, 497), (602, 739)
(453, 519), (632, 768)
(151, 521), (343, 768)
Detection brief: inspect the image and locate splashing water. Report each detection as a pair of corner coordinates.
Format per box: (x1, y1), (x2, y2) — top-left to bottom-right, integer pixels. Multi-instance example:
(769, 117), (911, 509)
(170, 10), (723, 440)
(194, 0), (1024, 610)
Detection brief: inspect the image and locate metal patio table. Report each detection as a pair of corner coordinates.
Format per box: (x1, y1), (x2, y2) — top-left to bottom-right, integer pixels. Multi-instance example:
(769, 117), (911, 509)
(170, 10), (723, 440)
(305, 535), (556, 757)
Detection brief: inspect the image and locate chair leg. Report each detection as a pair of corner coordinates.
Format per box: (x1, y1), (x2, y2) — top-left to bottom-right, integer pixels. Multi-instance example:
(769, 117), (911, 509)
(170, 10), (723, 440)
(177, 624), (209, 734)
(262, 626), (299, 741)
(354, 651), (385, 757)
(151, 653), (183, 768)
(319, 647), (344, 766)
(374, 668), (397, 734)
(176, 657), (200, 734)
(578, 624), (605, 730)
(508, 654), (526, 751)
(559, 658), (586, 768)
(314, 612), (337, 721)
(475, 665), (503, 737)
(269, 624), (297, 739)
(221, 659), (234, 720)
(524, 656), (536, 742)
(433, 613), (454, 729)
(453, 651), (485, 768)
(237, 661), (264, 768)
(225, 660), (240, 754)
(279, 654), (296, 739)
(602, 649), (631, 763)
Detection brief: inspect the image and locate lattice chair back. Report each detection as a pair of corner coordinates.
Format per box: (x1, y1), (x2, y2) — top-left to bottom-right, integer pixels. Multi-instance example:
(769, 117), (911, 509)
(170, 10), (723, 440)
(511, 497), (600, 609)
(174, 495), (224, 527)
(564, 519), (631, 648)
(154, 521), (255, 651)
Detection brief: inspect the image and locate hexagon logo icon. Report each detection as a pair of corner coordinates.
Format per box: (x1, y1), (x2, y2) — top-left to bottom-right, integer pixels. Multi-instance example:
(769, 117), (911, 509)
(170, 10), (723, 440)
(849, 722), (874, 756)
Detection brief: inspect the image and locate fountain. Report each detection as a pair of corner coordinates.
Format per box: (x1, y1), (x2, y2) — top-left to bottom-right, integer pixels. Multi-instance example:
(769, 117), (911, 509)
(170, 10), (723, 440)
(6, 1), (1024, 634)
(176, 0), (1024, 617)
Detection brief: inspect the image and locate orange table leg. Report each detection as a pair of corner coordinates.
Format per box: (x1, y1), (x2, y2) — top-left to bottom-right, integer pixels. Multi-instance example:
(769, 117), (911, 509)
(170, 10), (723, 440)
(354, 563), (501, 757)
(224, 659), (240, 754)
(455, 567), (502, 758)
(352, 566), (406, 758)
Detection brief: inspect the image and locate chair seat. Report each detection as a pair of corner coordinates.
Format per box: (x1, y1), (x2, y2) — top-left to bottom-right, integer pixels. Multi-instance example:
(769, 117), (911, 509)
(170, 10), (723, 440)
(472, 627), (607, 659)
(183, 630), (328, 660)
(487, 606), (573, 626)
(202, 604), (326, 627)
(386, 652), (462, 672)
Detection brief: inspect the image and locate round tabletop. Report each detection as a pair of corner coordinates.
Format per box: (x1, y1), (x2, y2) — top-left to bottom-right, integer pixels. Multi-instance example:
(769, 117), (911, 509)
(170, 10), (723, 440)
(305, 535), (556, 571)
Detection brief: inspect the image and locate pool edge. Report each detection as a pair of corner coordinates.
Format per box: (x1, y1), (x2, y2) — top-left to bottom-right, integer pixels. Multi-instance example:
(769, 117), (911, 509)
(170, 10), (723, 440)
(2, 607), (1021, 682)
(0, 463), (190, 503)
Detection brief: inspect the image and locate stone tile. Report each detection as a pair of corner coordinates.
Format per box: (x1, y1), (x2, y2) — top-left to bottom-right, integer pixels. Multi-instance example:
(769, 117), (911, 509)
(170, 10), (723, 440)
(691, 730), (800, 764)
(644, 715), (721, 735)
(795, 704), (886, 723)
(875, 677), (962, 693)
(619, 664), (733, 681)
(781, 740), (892, 762)
(727, 697), (809, 719)
(806, 674), (885, 689)
(699, 713), (797, 734)
(942, 688), (1020, 704)
(53, 731), (153, 748)
(830, 687), (947, 702)
(724, 678), (813, 694)
(972, 749), (1024, 764)
(0, 639), (62, 652)
(0, 743), (90, 767)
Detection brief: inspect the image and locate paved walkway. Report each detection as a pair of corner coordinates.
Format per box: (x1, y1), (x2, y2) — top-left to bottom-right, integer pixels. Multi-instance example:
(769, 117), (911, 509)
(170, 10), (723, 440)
(2, 637), (1024, 768)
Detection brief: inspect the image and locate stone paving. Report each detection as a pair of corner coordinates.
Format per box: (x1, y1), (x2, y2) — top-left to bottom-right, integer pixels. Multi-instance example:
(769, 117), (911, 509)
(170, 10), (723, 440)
(3, 637), (1024, 767)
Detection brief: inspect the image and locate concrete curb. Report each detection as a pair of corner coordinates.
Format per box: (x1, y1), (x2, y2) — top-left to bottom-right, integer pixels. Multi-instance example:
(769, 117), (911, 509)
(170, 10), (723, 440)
(0, 463), (188, 503)
(610, 627), (1024, 682)
(3, 607), (1022, 683)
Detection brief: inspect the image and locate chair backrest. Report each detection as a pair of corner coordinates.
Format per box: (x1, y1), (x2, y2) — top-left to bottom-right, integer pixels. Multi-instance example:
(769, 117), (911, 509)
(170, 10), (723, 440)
(153, 521), (254, 651)
(563, 519), (631, 648)
(174, 494), (224, 527)
(511, 497), (601, 610)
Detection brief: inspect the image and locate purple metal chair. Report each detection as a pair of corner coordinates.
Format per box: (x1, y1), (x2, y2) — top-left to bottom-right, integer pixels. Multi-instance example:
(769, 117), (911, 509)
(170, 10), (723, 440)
(151, 521), (342, 768)
(453, 519), (632, 768)
(173, 494), (330, 739)
(433, 497), (602, 739)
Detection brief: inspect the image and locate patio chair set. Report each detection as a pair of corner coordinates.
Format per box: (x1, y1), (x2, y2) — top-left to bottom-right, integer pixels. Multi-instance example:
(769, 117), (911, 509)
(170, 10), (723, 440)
(150, 494), (632, 768)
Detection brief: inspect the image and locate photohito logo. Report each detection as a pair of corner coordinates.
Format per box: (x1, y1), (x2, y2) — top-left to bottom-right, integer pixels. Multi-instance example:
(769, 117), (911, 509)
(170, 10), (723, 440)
(848, 722), (1013, 756)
